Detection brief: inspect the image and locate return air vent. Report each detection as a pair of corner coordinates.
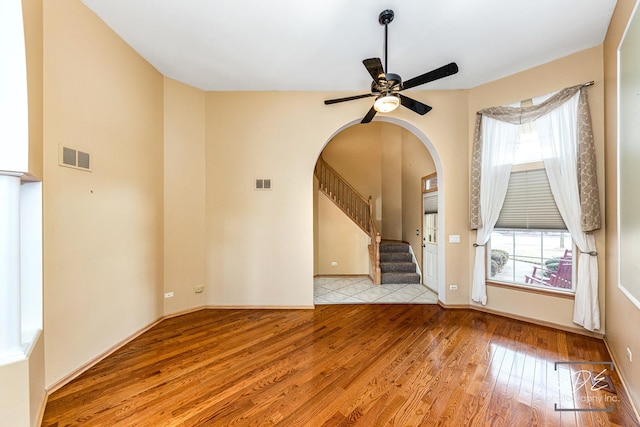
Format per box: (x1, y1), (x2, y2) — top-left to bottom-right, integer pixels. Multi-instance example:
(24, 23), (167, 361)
(59, 145), (92, 172)
(255, 178), (272, 191)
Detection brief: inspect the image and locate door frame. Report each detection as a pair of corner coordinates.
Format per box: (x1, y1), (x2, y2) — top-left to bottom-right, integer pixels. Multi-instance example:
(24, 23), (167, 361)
(421, 174), (439, 294)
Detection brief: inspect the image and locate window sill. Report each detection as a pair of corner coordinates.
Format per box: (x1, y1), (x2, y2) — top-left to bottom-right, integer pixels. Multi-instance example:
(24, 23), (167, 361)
(486, 280), (575, 299)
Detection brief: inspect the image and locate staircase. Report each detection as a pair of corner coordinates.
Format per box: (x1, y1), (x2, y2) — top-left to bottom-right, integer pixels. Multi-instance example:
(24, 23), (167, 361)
(379, 241), (421, 284)
(315, 156), (422, 286)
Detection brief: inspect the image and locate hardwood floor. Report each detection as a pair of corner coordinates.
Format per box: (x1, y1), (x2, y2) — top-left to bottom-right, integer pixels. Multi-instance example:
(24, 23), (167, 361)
(42, 305), (639, 426)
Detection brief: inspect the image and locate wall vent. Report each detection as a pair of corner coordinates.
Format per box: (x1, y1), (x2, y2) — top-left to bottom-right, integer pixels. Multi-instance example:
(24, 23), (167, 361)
(59, 145), (92, 172)
(77, 151), (90, 169)
(62, 147), (76, 166)
(255, 178), (272, 190)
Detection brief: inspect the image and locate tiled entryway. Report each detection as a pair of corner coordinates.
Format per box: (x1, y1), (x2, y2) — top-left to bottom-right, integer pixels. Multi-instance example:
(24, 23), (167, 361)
(314, 276), (438, 305)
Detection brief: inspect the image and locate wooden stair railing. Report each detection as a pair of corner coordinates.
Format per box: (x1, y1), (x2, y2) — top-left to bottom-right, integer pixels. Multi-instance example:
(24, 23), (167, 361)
(368, 196), (382, 285)
(315, 156), (381, 284)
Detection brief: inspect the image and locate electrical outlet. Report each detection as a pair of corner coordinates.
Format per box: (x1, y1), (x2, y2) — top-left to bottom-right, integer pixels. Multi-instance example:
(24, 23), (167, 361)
(449, 285), (458, 291)
(195, 286), (204, 294)
(627, 347), (633, 362)
(331, 261), (338, 267)
(164, 291), (174, 299)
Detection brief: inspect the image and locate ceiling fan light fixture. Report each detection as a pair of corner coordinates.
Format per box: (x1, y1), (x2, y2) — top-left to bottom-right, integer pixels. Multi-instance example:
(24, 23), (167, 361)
(373, 94), (400, 113)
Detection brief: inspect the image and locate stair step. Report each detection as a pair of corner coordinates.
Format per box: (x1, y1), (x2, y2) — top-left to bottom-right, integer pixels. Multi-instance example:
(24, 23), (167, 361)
(380, 252), (412, 263)
(379, 241), (410, 253)
(381, 272), (421, 284)
(380, 262), (416, 273)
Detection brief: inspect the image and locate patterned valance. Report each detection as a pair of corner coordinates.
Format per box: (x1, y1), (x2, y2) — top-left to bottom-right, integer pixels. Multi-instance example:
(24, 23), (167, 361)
(470, 84), (601, 232)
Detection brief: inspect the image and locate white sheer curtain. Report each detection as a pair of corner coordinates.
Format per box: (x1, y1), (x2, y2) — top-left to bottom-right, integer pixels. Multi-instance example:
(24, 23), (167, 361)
(537, 93), (600, 331)
(471, 117), (517, 305)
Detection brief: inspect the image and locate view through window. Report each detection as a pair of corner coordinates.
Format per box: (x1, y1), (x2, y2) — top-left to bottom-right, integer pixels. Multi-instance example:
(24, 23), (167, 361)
(489, 230), (573, 290)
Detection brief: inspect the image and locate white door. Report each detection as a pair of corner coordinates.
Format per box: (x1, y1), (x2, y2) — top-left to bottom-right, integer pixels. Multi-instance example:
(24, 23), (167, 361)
(423, 193), (438, 293)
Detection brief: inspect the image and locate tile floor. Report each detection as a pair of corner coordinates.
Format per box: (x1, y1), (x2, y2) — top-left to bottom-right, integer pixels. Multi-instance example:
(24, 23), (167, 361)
(314, 276), (438, 305)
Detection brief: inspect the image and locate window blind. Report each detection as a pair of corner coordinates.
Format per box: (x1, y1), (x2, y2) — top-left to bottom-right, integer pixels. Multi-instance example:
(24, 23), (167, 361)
(496, 168), (566, 230)
(424, 193), (438, 214)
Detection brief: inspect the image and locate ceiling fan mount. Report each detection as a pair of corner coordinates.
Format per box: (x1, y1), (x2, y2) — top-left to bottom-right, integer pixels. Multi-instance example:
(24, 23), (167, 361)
(324, 9), (459, 124)
(378, 9), (394, 26)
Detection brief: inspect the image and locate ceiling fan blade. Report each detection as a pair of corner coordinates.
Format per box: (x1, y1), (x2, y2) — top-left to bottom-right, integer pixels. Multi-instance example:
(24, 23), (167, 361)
(398, 94), (432, 115)
(402, 62), (459, 90)
(324, 93), (375, 105)
(363, 58), (385, 82)
(361, 106), (377, 124)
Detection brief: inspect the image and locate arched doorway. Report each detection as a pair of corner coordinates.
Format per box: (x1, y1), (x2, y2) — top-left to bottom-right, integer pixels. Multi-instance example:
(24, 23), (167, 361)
(312, 117), (446, 304)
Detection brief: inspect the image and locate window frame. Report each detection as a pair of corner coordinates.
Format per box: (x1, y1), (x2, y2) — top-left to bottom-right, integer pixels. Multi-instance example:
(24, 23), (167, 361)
(487, 228), (576, 295)
(487, 153), (576, 294)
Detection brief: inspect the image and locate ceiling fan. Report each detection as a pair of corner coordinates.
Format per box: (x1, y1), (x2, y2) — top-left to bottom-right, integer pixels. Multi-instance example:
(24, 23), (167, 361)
(324, 9), (459, 124)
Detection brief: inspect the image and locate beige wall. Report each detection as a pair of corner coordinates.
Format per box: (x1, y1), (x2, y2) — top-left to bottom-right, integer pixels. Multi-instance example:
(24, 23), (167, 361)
(316, 192), (370, 275)
(381, 125), (403, 239)
(204, 92), (327, 307)
(402, 129), (436, 272)
(43, 0), (164, 386)
(467, 46), (606, 329)
(603, 0), (640, 410)
(163, 77), (206, 315)
(203, 91), (469, 306)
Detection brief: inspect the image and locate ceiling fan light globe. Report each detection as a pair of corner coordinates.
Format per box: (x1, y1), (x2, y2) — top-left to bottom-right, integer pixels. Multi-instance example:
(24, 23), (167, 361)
(374, 94), (400, 113)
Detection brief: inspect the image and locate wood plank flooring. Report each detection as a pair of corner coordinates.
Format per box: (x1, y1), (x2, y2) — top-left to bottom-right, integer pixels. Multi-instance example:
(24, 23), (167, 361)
(42, 305), (639, 426)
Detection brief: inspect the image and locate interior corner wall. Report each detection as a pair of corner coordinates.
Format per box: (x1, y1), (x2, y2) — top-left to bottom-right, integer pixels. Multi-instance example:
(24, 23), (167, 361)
(467, 46), (606, 329)
(22, 0), (44, 180)
(401, 129), (436, 272)
(321, 122), (383, 232)
(380, 125), (402, 240)
(603, 0), (640, 410)
(163, 77), (206, 315)
(43, 0), (164, 387)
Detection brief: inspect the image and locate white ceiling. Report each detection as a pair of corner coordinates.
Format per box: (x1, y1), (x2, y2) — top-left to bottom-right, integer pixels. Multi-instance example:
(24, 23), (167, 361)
(80, 0), (617, 92)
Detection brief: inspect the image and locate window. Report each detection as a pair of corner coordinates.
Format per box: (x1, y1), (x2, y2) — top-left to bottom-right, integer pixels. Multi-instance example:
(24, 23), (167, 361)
(422, 173), (438, 193)
(489, 230), (573, 290)
(515, 122), (542, 164)
(488, 127), (574, 292)
(471, 85), (600, 328)
(422, 174), (438, 244)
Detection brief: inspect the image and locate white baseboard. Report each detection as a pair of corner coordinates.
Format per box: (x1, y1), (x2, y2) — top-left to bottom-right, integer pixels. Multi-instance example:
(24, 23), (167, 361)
(438, 300), (604, 339)
(206, 305), (315, 310)
(45, 316), (164, 394)
(603, 339), (640, 423)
